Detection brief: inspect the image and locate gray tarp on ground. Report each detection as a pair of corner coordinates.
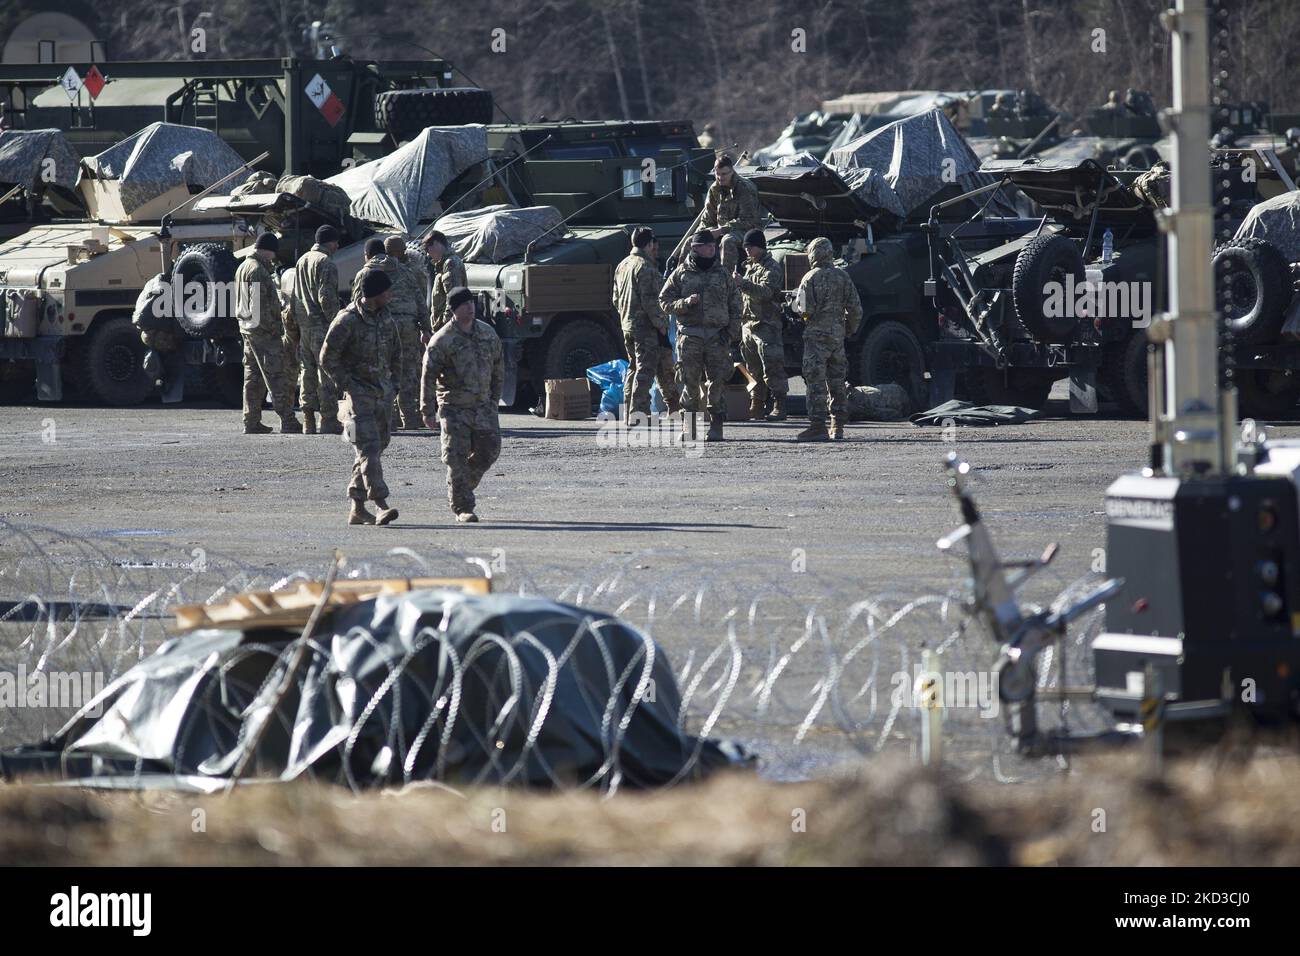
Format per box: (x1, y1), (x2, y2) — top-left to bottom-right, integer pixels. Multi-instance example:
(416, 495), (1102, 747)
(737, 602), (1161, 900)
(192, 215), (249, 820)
(0, 128), (79, 189)
(328, 125), (488, 234)
(433, 203), (564, 263)
(80, 122), (246, 218)
(910, 399), (1040, 426)
(0, 591), (745, 789)
(1235, 191), (1300, 264)
(825, 109), (995, 218)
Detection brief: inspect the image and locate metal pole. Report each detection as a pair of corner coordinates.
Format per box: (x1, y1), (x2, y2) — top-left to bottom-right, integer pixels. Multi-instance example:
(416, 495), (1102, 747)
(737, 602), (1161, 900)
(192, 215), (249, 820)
(1160, 0), (1222, 476)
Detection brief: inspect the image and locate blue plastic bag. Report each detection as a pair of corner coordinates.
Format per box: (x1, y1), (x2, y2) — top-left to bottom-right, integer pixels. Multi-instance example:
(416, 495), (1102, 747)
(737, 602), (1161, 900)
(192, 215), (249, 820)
(586, 359), (628, 416)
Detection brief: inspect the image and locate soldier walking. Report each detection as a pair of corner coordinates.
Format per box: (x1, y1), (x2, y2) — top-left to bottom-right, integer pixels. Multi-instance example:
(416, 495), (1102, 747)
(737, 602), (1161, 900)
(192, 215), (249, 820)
(320, 270), (402, 526)
(235, 233), (301, 434)
(735, 228), (788, 421)
(383, 236), (431, 430)
(614, 226), (679, 419)
(793, 237), (862, 442)
(421, 287), (503, 523)
(292, 225), (343, 435)
(659, 230), (742, 442)
(699, 155), (764, 273)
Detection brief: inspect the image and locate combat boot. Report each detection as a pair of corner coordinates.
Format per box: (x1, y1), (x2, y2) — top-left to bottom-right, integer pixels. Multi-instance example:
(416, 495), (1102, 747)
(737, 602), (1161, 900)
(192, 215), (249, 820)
(705, 413), (725, 442)
(243, 421), (273, 435)
(280, 415), (303, 434)
(748, 388), (766, 419)
(320, 417), (344, 435)
(677, 410), (699, 443)
(456, 512), (479, 523)
(795, 419), (830, 442)
(830, 416), (845, 440)
(374, 499), (399, 526)
(304, 411), (317, 435)
(766, 394), (788, 421)
(348, 500), (376, 525)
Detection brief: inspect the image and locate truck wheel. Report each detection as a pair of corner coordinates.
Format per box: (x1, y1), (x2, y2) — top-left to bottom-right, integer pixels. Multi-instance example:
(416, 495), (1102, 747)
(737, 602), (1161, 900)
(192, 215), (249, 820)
(1121, 145), (1161, 170)
(171, 243), (239, 338)
(1213, 238), (1292, 345)
(856, 320), (926, 408)
(204, 363), (244, 408)
(78, 316), (152, 406)
(0, 363), (34, 404)
(962, 368), (1056, 408)
(1012, 233), (1086, 343)
(1235, 369), (1300, 420)
(542, 318), (617, 382)
(374, 88), (494, 142)
(1101, 333), (1149, 417)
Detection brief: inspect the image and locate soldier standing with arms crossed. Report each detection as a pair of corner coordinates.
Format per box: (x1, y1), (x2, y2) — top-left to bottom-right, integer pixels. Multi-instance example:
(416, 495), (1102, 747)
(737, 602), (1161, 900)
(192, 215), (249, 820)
(793, 237), (862, 442)
(614, 226), (679, 420)
(320, 270), (402, 526)
(421, 287), (503, 523)
(292, 225), (343, 434)
(735, 228), (788, 421)
(235, 233), (302, 434)
(699, 155), (764, 273)
(383, 235), (431, 430)
(659, 231), (742, 442)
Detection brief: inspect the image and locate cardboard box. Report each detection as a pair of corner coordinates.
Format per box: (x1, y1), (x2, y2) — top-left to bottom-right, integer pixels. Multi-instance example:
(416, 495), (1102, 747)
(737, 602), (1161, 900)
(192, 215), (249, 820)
(545, 378), (592, 420)
(725, 383), (751, 422)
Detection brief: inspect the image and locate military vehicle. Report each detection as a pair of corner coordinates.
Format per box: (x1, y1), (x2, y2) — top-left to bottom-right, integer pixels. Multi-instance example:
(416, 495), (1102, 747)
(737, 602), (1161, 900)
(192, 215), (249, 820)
(0, 56), (484, 178)
(0, 124), (256, 404)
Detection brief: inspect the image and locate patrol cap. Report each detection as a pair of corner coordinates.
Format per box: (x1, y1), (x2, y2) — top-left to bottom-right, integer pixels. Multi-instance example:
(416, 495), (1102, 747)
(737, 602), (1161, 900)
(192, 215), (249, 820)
(254, 232), (279, 252)
(361, 269), (392, 298)
(447, 287), (474, 312)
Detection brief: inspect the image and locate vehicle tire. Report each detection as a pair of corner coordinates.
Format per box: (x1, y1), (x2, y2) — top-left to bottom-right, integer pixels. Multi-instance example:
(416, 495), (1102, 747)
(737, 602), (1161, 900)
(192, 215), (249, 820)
(961, 367), (1056, 408)
(171, 243), (239, 338)
(1101, 332), (1149, 417)
(1012, 233), (1086, 343)
(855, 319), (927, 409)
(1121, 145), (1161, 170)
(541, 318), (617, 383)
(77, 315), (152, 406)
(203, 362), (244, 408)
(0, 363), (34, 404)
(374, 88), (494, 142)
(1235, 368), (1300, 420)
(1213, 238), (1293, 345)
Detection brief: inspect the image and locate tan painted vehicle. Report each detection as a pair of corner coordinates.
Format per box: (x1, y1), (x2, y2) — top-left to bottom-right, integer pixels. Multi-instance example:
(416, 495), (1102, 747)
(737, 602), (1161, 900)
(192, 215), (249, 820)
(0, 124), (253, 404)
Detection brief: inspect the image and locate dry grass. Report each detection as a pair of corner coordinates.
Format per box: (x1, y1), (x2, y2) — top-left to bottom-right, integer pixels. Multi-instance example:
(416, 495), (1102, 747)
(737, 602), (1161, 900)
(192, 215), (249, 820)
(5, 746), (1300, 865)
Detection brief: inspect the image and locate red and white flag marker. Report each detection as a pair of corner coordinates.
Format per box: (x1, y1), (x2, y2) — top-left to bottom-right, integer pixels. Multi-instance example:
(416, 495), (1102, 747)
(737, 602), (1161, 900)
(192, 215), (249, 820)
(305, 73), (346, 127)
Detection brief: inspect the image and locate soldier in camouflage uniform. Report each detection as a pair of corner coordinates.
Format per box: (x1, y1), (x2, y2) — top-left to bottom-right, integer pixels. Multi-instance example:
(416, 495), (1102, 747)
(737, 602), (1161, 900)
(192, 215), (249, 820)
(419, 231), (468, 333)
(793, 237), (862, 442)
(614, 227), (679, 419)
(235, 233), (301, 434)
(383, 236), (431, 430)
(735, 228), (788, 421)
(659, 230), (742, 442)
(421, 287), (503, 523)
(291, 225), (343, 434)
(320, 269), (403, 526)
(700, 154), (765, 272)
(350, 238), (394, 302)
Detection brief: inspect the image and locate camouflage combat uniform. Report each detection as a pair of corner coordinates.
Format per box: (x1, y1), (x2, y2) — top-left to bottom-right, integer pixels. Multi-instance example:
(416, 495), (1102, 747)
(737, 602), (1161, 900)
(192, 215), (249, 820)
(700, 175), (764, 271)
(614, 247), (679, 416)
(794, 238), (862, 424)
(659, 253), (742, 417)
(736, 251), (788, 408)
(320, 298), (403, 504)
(420, 317), (504, 517)
(292, 244), (341, 426)
(387, 255), (431, 428)
(350, 254), (397, 303)
(410, 247), (469, 333)
(235, 255), (296, 427)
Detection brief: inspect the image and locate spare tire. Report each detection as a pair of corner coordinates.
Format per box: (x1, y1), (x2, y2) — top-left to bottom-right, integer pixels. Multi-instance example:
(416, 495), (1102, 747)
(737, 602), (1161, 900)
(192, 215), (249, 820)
(171, 243), (239, 338)
(374, 88), (494, 142)
(1012, 233), (1086, 343)
(1213, 238), (1293, 345)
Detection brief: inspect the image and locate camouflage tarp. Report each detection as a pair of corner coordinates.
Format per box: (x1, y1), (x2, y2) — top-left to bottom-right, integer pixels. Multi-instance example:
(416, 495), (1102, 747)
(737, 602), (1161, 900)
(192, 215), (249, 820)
(846, 383), (911, 421)
(80, 122), (246, 218)
(433, 203), (564, 264)
(328, 126), (488, 234)
(1234, 191), (1300, 264)
(0, 128), (79, 190)
(825, 108), (993, 218)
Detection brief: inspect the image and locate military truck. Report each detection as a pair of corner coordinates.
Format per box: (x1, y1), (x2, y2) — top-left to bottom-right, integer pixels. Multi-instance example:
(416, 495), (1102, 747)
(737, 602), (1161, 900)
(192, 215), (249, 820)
(0, 57), (484, 178)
